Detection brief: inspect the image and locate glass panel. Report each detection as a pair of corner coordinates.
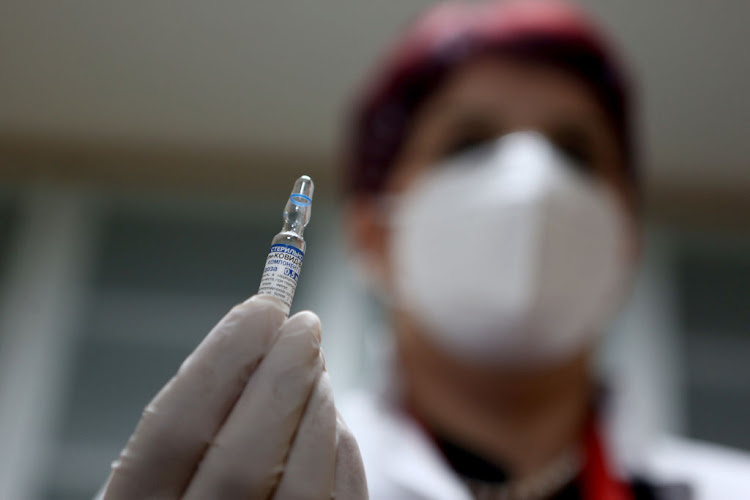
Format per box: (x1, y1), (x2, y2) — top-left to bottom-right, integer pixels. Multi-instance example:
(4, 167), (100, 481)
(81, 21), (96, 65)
(0, 196), (20, 288)
(675, 235), (750, 451)
(93, 208), (278, 297)
(47, 199), (285, 499)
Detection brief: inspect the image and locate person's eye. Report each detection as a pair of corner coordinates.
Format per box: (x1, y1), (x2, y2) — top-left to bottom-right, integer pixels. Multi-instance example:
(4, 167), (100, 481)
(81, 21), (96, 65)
(441, 133), (492, 159)
(550, 128), (596, 175)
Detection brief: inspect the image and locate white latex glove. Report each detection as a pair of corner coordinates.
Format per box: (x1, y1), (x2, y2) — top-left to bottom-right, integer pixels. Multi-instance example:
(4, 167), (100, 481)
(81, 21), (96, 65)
(100, 295), (367, 500)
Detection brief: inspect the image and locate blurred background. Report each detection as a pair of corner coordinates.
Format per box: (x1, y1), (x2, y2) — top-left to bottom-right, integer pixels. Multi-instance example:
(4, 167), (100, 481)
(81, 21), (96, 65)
(0, 1), (748, 499)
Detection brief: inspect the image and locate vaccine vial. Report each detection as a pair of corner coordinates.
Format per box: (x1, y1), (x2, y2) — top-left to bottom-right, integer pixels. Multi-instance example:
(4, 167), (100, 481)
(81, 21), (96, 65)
(258, 175), (314, 315)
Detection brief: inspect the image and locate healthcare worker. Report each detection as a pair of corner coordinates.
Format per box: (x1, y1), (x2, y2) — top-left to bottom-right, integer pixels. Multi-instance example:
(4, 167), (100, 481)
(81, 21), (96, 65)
(99, 1), (750, 499)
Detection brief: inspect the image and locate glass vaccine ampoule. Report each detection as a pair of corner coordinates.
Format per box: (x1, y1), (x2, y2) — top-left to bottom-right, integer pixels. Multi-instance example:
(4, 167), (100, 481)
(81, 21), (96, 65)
(257, 175), (314, 315)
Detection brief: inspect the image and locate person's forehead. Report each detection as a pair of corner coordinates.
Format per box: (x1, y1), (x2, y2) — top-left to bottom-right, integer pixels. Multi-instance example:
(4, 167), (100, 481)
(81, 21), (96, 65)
(424, 56), (606, 126)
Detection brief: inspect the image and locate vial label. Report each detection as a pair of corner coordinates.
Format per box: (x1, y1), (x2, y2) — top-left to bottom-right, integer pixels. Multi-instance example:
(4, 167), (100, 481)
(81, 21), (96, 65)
(258, 243), (304, 314)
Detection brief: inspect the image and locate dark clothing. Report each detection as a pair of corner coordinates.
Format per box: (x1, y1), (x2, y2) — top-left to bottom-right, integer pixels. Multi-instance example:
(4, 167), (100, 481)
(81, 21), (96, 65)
(436, 436), (691, 500)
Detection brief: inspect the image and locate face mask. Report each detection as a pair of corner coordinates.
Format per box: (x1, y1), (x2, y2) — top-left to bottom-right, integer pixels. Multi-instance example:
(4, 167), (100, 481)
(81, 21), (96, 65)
(389, 131), (632, 366)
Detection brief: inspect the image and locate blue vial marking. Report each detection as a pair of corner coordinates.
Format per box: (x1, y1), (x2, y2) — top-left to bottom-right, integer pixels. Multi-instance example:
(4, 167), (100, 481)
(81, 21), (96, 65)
(289, 193), (312, 206)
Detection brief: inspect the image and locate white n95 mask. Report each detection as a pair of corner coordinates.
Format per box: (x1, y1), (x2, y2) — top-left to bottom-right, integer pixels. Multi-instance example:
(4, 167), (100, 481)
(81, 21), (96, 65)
(389, 131), (632, 366)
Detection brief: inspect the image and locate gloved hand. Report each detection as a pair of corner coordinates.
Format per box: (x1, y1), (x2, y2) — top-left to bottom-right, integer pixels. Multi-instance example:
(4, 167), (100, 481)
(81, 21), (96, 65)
(100, 295), (368, 500)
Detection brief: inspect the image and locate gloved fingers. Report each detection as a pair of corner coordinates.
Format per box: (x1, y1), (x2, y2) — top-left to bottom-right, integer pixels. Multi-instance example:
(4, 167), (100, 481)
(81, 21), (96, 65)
(272, 370), (337, 500)
(182, 310), (323, 500)
(102, 295), (286, 500)
(332, 410), (369, 500)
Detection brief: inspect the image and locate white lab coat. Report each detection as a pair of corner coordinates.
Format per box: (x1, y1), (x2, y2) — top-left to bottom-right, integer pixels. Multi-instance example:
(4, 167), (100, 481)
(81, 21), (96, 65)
(340, 390), (750, 500)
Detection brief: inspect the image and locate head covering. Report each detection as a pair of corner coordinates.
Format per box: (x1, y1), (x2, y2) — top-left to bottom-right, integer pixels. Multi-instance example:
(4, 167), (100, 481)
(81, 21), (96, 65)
(343, 0), (635, 196)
